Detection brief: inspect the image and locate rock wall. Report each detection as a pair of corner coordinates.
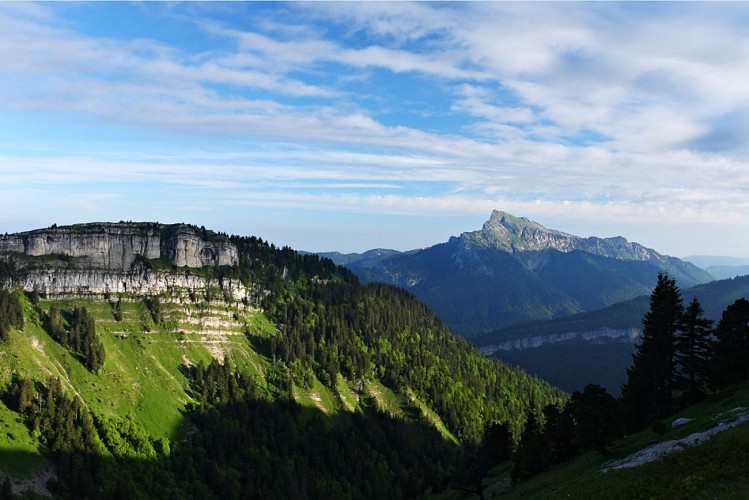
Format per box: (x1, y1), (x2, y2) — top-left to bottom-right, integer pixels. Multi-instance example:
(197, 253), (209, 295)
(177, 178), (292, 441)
(3, 267), (251, 302)
(479, 327), (642, 355)
(0, 223), (238, 270)
(0, 222), (247, 300)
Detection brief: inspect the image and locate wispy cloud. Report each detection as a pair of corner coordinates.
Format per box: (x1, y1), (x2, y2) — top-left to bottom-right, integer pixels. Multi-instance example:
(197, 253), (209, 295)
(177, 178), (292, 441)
(1, 2), (748, 255)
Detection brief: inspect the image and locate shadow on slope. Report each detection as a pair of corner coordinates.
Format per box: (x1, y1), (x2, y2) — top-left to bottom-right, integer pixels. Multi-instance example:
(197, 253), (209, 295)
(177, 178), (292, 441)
(0, 396), (459, 499)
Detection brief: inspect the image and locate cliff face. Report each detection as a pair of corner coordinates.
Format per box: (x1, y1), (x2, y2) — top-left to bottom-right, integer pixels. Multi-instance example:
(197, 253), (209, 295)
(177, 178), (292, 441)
(0, 223), (238, 270)
(478, 327), (642, 354)
(0, 223), (245, 299)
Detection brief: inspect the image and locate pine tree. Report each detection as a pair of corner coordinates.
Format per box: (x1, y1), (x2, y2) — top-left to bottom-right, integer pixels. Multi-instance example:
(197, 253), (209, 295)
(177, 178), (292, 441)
(481, 421), (514, 466)
(711, 298), (749, 387)
(567, 384), (622, 454)
(511, 410), (549, 482)
(675, 297), (713, 403)
(621, 273), (683, 429)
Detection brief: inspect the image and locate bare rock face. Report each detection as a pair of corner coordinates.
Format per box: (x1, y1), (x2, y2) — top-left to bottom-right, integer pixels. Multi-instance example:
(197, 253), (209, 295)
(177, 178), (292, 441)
(160, 229), (238, 268)
(0, 222), (238, 270)
(0, 222), (244, 298)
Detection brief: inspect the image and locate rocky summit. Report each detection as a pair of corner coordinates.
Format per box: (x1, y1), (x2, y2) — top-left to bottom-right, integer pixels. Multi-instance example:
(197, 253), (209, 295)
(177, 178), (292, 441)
(467, 210), (693, 265)
(340, 210), (713, 336)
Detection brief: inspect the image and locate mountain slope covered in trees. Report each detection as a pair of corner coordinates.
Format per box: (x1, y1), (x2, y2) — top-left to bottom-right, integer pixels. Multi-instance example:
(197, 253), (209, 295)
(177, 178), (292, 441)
(478, 274), (749, 395)
(337, 210), (711, 337)
(0, 222), (564, 498)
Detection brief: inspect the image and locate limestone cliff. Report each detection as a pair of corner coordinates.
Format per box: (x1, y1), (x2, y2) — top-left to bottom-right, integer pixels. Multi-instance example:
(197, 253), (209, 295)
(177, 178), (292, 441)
(0, 222), (246, 299)
(478, 327), (642, 355)
(0, 222), (237, 270)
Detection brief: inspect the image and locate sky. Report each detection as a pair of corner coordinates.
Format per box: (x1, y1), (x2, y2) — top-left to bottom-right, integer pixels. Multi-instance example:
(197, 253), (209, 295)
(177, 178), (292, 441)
(1, 2), (749, 257)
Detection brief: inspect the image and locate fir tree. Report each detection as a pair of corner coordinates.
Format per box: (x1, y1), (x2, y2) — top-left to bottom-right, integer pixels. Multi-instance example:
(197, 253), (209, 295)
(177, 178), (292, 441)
(711, 298), (749, 387)
(511, 410), (550, 483)
(675, 297), (714, 403)
(567, 384), (622, 454)
(621, 273), (683, 429)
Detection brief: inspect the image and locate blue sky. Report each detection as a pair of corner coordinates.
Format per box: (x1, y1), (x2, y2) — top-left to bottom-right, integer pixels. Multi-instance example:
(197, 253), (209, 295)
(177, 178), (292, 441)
(1, 2), (749, 257)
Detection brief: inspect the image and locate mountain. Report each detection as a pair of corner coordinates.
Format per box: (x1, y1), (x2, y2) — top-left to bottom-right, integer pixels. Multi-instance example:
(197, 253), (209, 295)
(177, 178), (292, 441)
(0, 222), (564, 498)
(476, 274), (749, 395)
(344, 210), (712, 337)
(683, 255), (749, 280)
(310, 248), (404, 268)
(705, 264), (749, 280)
(683, 255), (749, 269)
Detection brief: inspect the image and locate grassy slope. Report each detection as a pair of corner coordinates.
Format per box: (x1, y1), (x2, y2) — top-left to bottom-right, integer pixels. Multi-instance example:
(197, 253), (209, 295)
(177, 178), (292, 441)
(482, 381), (749, 499)
(0, 292), (456, 479)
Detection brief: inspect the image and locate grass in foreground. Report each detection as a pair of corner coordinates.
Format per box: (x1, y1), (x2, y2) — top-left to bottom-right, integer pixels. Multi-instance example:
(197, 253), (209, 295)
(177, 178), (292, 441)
(477, 381), (749, 499)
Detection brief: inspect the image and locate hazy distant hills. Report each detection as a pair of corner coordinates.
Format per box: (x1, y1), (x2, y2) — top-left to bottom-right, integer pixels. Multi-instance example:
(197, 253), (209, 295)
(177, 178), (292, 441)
(313, 248), (406, 268)
(327, 210), (712, 337)
(477, 274), (749, 394)
(684, 255), (749, 280)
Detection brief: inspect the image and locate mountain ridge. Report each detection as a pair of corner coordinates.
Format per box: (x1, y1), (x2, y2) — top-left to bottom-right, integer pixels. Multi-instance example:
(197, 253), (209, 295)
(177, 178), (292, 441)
(476, 274), (749, 394)
(333, 210), (712, 336)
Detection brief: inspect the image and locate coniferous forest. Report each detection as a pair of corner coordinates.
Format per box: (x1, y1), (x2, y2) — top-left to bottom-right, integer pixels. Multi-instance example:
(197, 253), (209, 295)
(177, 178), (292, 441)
(1, 224), (748, 498)
(0, 229), (566, 499)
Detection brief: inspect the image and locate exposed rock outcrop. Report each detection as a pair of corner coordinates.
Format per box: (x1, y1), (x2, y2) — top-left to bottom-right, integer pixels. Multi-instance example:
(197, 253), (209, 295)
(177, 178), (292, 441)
(0, 222), (238, 270)
(0, 222), (246, 299)
(463, 210), (712, 285)
(479, 327), (642, 355)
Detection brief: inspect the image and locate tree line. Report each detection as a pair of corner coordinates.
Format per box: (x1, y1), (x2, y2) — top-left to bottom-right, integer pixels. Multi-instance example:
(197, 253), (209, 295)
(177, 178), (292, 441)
(622, 273), (749, 428)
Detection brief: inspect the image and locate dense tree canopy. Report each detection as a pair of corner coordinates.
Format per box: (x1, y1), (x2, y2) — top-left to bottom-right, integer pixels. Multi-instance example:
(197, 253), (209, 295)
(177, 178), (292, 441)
(0, 289), (23, 341)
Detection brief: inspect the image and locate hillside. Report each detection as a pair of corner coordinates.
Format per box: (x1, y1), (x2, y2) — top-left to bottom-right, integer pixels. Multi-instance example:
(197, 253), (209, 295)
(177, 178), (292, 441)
(467, 380), (749, 499)
(477, 275), (749, 394)
(0, 222), (564, 498)
(344, 210), (711, 337)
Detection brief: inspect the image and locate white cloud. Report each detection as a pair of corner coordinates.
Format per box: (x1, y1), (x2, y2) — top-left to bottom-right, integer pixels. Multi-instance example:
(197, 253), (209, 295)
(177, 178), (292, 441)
(1, 2), (749, 255)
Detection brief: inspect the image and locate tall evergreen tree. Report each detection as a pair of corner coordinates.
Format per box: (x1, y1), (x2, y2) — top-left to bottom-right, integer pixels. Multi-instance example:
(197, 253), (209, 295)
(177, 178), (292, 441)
(481, 421), (514, 466)
(711, 298), (749, 387)
(675, 297), (713, 403)
(621, 273), (683, 429)
(511, 410), (550, 483)
(567, 384), (622, 454)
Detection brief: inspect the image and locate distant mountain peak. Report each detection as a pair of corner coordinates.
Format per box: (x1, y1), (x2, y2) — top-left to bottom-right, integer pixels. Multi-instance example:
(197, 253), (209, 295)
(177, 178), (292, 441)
(464, 211), (711, 283)
(470, 210), (577, 253)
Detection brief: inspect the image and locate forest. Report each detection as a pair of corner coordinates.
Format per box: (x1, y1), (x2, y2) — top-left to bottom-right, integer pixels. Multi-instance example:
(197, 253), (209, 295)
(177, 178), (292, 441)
(0, 231), (564, 498)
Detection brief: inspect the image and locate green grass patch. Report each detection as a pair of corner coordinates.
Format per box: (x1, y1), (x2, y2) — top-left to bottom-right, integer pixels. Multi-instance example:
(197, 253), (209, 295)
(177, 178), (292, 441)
(293, 378), (340, 416)
(246, 311), (276, 337)
(406, 388), (458, 444)
(335, 374), (362, 413)
(0, 401), (45, 478)
(364, 379), (403, 418)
